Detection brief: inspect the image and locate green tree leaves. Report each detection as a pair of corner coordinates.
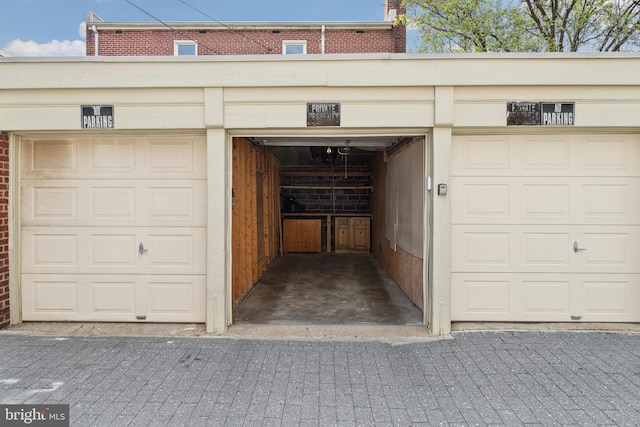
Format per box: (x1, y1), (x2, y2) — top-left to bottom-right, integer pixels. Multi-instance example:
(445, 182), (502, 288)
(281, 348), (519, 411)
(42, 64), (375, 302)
(403, 0), (640, 52)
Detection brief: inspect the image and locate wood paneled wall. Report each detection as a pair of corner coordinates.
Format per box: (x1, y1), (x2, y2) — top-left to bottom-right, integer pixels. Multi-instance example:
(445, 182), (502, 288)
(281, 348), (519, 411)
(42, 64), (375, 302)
(232, 138), (281, 308)
(371, 151), (424, 311)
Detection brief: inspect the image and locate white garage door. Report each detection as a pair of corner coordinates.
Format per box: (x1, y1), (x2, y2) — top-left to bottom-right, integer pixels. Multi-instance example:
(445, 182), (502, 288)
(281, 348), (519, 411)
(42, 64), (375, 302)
(451, 134), (640, 322)
(21, 135), (207, 322)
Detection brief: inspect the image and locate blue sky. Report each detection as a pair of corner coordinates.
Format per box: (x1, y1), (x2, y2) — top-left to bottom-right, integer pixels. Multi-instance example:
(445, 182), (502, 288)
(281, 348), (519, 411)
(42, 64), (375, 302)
(1, 0), (418, 56)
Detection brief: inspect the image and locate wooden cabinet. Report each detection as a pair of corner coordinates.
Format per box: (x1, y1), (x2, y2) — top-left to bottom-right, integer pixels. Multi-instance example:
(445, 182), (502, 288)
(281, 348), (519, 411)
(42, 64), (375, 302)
(334, 217), (370, 253)
(352, 218), (371, 251)
(335, 218), (351, 252)
(283, 219), (321, 253)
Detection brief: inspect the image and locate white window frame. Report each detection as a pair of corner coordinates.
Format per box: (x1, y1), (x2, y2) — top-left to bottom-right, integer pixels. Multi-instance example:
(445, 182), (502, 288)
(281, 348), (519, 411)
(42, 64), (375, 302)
(282, 40), (307, 55)
(174, 40), (198, 56)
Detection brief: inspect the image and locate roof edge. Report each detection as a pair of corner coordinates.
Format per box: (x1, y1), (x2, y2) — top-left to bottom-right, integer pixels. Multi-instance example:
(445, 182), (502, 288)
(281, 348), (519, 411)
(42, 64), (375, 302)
(87, 21), (395, 31)
(2, 52), (640, 63)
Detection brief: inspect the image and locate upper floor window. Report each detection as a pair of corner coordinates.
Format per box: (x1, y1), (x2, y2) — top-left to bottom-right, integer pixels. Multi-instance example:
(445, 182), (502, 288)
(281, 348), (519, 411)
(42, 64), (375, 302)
(282, 41), (307, 55)
(174, 41), (197, 56)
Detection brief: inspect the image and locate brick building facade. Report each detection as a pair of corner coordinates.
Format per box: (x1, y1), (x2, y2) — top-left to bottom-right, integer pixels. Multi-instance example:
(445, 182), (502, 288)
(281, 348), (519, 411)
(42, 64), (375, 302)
(86, 0), (405, 56)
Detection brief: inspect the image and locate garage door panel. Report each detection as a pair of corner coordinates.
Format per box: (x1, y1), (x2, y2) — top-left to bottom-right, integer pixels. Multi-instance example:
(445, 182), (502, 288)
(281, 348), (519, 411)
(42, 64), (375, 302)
(149, 187), (199, 220)
(459, 184), (509, 217)
(90, 187), (136, 219)
(22, 180), (206, 227)
(22, 274), (205, 322)
(148, 139), (197, 172)
(22, 181), (89, 224)
(28, 186), (78, 220)
(453, 225), (639, 273)
(524, 184), (570, 217)
(523, 233), (570, 266)
(452, 273), (640, 322)
(453, 134), (640, 177)
(89, 138), (136, 172)
(523, 138), (570, 170)
(583, 137), (635, 171)
(581, 230), (638, 268)
(583, 280), (627, 316)
(23, 278), (79, 315)
(578, 275), (640, 321)
(453, 225), (572, 272)
(451, 278), (511, 316)
(523, 281), (571, 314)
(21, 135), (207, 323)
(451, 275), (574, 321)
(23, 227), (206, 275)
(90, 234), (137, 268)
(23, 228), (137, 274)
(454, 136), (511, 170)
(582, 184), (629, 218)
(146, 231), (206, 273)
(24, 139), (78, 174)
(452, 177), (640, 225)
(28, 234), (79, 268)
(453, 231), (511, 267)
(452, 178), (572, 224)
(572, 180), (640, 223)
(453, 135), (573, 175)
(452, 133), (640, 323)
(90, 281), (136, 314)
(146, 277), (206, 321)
(23, 136), (206, 179)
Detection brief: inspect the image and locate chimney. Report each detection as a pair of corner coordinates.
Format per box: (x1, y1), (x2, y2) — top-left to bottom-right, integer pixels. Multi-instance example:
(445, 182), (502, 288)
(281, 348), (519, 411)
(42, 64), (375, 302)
(384, 0), (405, 21)
(384, 0), (406, 53)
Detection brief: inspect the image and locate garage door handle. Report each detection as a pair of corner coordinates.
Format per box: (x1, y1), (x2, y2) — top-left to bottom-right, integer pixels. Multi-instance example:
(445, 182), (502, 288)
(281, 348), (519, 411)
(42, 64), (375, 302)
(573, 241), (586, 253)
(138, 242), (149, 255)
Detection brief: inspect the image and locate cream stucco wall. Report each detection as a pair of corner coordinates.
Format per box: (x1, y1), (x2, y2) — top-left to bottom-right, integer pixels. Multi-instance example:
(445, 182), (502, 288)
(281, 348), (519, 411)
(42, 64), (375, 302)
(1, 53), (639, 334)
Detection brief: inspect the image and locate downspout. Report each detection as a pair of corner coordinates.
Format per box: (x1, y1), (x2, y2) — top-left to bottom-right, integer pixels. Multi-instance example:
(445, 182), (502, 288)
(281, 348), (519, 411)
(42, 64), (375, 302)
(91, 25), (98, 56)
(321, 25), (325, 54)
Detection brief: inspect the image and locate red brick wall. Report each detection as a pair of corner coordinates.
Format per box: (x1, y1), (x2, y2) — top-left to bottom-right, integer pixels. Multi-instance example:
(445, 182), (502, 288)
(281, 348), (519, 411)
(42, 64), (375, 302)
(88, 27), (405, 56)
(0, 132), (9, 329)
(86, 31), (96, 56)
(324, 30), (396, 54)
(386, 0), (407, 53)
(391, 21), (406, 53)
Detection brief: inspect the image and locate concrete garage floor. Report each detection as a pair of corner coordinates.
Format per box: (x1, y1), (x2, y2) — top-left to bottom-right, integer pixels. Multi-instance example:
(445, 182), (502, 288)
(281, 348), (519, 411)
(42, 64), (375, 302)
(233, 253), (423, 325)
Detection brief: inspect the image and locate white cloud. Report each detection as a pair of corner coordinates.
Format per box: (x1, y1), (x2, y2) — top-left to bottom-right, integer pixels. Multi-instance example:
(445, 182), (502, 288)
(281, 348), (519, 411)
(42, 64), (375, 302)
(1, 21), (87, 57)
(2, 38), (86, 57)
(79, 22), (87, 40)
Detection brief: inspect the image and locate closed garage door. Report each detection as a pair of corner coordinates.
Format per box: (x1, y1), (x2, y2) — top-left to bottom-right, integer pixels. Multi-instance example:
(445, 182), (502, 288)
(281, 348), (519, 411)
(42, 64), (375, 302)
(451, 134), (640, 322)
(21, 135), (207, 322)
